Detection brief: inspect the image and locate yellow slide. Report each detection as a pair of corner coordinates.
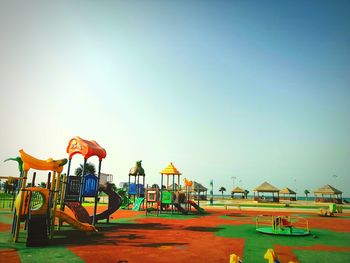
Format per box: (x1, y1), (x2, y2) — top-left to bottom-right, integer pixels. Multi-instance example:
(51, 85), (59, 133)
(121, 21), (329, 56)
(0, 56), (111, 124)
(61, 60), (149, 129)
(55, 210), (97, 232)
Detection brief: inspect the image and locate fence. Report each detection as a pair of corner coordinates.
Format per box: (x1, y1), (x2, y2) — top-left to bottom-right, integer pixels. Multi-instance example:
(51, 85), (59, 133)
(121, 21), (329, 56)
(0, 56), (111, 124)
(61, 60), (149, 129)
(0, 192), (16, 209)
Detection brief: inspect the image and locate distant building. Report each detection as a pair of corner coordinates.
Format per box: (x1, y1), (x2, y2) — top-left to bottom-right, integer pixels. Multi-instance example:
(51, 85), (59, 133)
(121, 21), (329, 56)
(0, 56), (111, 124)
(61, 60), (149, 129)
(99, 173), (113, 186)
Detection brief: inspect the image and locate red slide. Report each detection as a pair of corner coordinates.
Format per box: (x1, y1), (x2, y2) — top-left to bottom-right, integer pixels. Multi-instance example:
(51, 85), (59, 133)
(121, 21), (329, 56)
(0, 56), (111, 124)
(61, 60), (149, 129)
(65, 201), (91, 223)
(65, 184), (122, 224)
(90, 184), (122, 222)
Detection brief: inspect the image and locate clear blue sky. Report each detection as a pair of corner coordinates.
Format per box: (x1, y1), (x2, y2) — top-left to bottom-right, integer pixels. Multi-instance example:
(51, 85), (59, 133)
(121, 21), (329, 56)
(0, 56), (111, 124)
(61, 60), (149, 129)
(0, 0), (349, 196)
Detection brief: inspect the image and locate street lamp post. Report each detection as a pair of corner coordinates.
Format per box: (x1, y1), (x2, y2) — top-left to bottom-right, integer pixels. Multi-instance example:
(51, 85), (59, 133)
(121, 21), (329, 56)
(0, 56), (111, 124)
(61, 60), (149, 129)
(332, 175), (338, 188)
(231, 176), (236, 189)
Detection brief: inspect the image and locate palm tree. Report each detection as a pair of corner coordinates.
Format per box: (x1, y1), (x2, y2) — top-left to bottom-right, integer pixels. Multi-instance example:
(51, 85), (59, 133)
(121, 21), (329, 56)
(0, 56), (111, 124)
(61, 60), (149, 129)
(304, 189), (310, 201)
(75, 162), (96, 176)
(219, 187), (226, 199)
(244, 190), (250, 199)
(110, 183), (117, 192)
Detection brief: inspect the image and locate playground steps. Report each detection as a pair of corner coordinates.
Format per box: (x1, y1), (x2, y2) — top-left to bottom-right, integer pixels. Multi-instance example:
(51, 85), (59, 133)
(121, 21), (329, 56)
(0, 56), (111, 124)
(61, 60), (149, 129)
(26, 215), (48, 247)
(65, 201), (91, 224)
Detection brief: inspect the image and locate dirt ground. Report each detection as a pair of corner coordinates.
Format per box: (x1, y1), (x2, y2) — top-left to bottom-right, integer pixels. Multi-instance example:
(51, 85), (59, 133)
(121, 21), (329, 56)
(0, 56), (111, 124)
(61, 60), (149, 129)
(1, 206), (349, 263)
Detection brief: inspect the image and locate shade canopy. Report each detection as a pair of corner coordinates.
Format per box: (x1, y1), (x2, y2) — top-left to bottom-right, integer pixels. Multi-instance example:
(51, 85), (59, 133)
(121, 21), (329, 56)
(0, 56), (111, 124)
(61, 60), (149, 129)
(279, 187), (296, 195)
(254, 181), (280, 192)
(190, 181), (208, 192)
(231, 186), (245, 193)
(160, 162), (182, 175)
(66, 136), (106, 160)
(313, 184), (342, 195)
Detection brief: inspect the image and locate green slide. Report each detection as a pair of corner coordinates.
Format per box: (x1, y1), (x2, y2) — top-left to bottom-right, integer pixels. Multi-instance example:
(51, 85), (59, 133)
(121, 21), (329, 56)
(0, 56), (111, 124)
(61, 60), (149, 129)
(132, 197), (145, 211)
(188, 200), (205, 213)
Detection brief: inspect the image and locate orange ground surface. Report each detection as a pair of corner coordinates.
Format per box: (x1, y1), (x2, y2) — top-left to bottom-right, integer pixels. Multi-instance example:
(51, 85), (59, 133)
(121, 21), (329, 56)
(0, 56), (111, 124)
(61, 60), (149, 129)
(67, 207), (350, 263)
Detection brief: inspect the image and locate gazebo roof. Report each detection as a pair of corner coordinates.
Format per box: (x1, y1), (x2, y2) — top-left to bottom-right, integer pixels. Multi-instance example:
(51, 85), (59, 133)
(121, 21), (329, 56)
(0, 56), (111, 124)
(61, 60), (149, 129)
(160, 162), (182, 175)
(313, 184), (342, 195)
(190, 181), (207, 192)
(231, 186), (245, 193)
(279, 187), (296, 195)
(254, 181), (280, 192)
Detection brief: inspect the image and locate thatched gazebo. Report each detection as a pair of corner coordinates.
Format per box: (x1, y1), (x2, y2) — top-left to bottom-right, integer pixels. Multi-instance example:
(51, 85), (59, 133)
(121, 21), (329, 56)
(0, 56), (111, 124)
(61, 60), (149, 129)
(190, 181), (208, 200)
(253, 181), (280, 202)
(231, 186), (245, 199)
(313, 184), (343, 204)
(279, 187), (297, 201)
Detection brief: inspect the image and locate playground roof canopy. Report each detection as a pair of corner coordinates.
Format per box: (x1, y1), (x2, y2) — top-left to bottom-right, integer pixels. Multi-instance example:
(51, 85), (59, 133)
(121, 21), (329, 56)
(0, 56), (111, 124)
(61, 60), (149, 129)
(313, 184), (342, 195)
(66, 136), (106, 160)
(254, 181), (280, 192)
(129, 161), (145, 176)
(160, 162), (182, 175)
(279, 187), (296, 195)
(19, 149), (67, 173)
(231, 186), (245, 193)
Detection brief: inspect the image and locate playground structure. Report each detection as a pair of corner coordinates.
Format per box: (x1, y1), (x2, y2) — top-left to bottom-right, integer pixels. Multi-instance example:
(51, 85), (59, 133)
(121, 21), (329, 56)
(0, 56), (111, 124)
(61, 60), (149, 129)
(1, 136), (124, 246)
(256, 215), (310, 236)
(229, 253), (242, 263)
(230, 247), (298, 263)
(61, 137), (122, 225)
(159, 162), (185, 214)
(148, 162), (204, 215)
(318, 203), (343, 217)
(11, 149), (68, 245)
(264, 249), (280, 263)
(128, 160), (145, 210)
(264, 248), (296, 263)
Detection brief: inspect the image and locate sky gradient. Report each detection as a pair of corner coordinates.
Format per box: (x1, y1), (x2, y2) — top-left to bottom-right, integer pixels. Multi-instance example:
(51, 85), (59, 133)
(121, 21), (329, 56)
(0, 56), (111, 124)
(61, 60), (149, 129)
(0, 0), (349, 195)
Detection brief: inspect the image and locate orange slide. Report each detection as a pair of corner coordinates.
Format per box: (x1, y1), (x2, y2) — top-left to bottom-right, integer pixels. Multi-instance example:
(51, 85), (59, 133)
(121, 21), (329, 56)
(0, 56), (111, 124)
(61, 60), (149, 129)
(55, 210), (97, 232)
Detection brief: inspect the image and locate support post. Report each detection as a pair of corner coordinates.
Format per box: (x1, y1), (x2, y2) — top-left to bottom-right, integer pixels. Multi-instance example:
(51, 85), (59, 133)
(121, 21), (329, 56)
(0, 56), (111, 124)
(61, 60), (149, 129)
(160, 173), (163, 214)
(47, 172), (51, 189)
(79, 159), (87, 203)
(93, 159), (102, 225)
(58, 173), (67, 230)
(31, 172), (36, 187)
(13, 170), (28, 242)
(50, 171), (62, 238)
(60, 159), (71, 211)
(128, 174), (131, 209)
(171, 174), (175, 214)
